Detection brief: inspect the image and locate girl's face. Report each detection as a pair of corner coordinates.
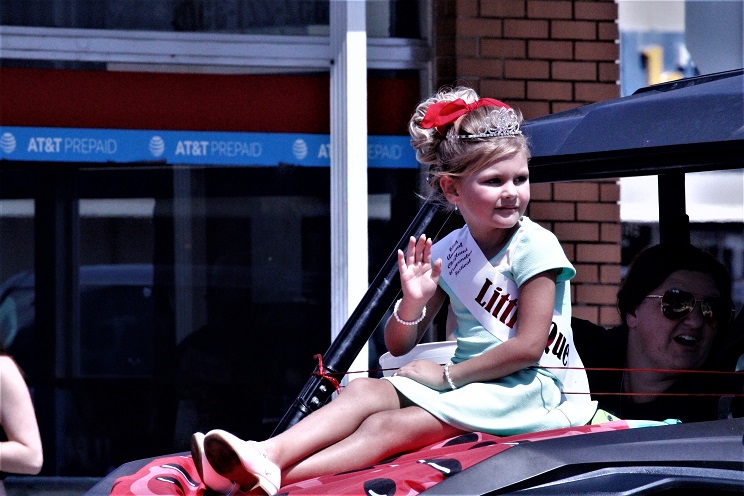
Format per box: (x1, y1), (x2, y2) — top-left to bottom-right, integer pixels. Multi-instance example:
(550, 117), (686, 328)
(626, 270), (721, 372)
(440, 149), (530, 241)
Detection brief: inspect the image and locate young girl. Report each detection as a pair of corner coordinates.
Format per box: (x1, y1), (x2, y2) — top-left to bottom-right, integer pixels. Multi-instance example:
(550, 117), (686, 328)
(191, 87), (597, 495)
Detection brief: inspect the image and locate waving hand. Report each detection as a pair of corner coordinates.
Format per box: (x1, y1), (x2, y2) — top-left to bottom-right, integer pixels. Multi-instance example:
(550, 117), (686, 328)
(397, 234), (442, 304)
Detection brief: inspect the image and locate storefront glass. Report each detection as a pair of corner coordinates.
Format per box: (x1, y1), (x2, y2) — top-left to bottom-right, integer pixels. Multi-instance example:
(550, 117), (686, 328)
(0, 0), (421, 38)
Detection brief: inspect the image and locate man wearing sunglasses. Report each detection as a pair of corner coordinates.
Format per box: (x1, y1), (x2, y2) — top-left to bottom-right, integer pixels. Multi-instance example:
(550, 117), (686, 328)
(573, 243), (740, 423)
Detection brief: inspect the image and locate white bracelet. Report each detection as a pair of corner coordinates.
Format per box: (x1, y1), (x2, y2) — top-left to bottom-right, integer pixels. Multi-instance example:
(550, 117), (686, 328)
(444, 363), (457, 390)
(393, 299), (426, 326)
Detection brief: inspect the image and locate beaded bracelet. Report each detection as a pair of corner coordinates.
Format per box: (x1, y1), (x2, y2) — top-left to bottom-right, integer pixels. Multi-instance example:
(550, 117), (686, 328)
(444, 363), (457, 390)
(393, 298), (426, 326)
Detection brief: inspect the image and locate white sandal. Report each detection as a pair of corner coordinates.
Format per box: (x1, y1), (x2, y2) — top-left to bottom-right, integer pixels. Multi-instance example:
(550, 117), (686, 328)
(204, 429), (281, 495)
(191, 432), (240, 494)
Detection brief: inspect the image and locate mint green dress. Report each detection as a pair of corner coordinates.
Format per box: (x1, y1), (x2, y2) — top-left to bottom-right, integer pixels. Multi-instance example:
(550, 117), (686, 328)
(384, 217), (597, 435)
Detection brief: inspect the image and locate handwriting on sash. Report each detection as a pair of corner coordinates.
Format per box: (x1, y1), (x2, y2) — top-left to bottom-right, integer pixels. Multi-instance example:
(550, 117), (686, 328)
(446, 239), (472, 276)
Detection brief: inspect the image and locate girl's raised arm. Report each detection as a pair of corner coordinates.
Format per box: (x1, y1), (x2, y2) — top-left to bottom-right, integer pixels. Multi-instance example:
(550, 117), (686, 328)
(384, 235), (445, 356)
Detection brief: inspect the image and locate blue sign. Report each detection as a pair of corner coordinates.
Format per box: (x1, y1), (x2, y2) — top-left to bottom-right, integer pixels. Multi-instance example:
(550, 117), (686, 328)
(0, 127), (418, 169)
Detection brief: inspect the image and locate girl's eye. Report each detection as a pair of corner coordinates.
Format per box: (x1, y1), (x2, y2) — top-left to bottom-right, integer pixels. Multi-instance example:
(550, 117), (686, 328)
(485, 177), (502, 185)
(515, 175), (529, 184)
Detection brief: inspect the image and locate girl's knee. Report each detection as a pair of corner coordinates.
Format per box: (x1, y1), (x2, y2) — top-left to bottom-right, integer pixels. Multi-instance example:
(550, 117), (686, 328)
(334, 378), (400, 415)
(357, 410), (399, 437)
(341, 377), (394, 398)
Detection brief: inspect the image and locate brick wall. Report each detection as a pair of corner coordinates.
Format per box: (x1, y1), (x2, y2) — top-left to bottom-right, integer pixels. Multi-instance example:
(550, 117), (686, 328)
(434, 0), (622, 326)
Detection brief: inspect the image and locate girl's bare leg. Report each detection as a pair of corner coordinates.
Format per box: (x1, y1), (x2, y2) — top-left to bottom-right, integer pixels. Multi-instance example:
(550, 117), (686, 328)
(280, 405), (465, 485)
(261, 378), (403, 470)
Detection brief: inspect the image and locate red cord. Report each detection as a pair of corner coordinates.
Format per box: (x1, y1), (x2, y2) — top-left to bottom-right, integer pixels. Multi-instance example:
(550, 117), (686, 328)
(312, 354), (342, 393)
(334, 363), (744, 396)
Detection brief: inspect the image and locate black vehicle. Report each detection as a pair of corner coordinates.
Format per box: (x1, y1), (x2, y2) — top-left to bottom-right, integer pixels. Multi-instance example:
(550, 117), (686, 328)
(85, 69), (744, 495)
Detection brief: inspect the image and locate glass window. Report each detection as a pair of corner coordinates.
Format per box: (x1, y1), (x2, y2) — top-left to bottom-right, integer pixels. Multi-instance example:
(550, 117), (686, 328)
(0, 199), (34, 358)
(0, 162), (420, 475)
(0, 0), (421, 38)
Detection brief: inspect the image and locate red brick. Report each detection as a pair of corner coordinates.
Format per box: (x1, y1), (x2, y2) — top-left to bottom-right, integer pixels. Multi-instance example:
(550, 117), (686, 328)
(600, 223), (622, 243)
(533, 218), (553, 231)
(528, 201), (575, 220)
(481, 38), (527, 58)
(573, 263), (599, 283)
(528, 40), (573, 60)
(457, 38), (479, 57)
(481, 78), (527, 100)
(598, 20), (619, 41)
(527, 0), (573, 19)
(600, 263), (621, 284)
(503, 19), (550, 38)
(527, 80), (573, 101)
(560, 241), (575, 260)
(576, 284), (617, 305)
(551, 101), (584, 113)
(457, 0), (479, 17)
(599, 305), (622, 327)
(551, 20), (597, 40)
(532, 217), (553, 232)
(552, 61), (597, 81)
(529, 182), (552, 200)
(575, 81), (619, 102)
(456, 18), (503, 38)
(481, 0), (526, 17)
(577, 202), (620, 221)
(599, 181), (620, 202)
(576, 243), (621, 263)
(554, 181), (599, 201)
(575, 41), (618, 61)
(504, 59), (550, 79)
(575, 1), (618, 21)
(598, 61), (619, 82)
(512, 99), (551, 120)
(554, 222), (600, 242)
(458, 58), (504, 77)
(573, 305), (599, 323)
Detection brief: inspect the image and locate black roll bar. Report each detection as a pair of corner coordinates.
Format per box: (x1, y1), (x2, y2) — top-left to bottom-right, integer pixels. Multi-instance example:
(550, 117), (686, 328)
(272, 201), (445, 435)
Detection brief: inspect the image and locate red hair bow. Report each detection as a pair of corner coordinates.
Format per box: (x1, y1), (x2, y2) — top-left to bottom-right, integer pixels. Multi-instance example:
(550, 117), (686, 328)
(421, 97), (510, 136)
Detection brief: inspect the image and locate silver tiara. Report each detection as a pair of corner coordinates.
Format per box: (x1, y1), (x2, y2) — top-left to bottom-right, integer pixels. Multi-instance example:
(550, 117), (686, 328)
(447, 107), (522, 139)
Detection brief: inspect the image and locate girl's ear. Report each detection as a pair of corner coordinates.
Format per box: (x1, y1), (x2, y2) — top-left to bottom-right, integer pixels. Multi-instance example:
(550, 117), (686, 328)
(626, 310), (638, 330)
(440, 176), (459, 205)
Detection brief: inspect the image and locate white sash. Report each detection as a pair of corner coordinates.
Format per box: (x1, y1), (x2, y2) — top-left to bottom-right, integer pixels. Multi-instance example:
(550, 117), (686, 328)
(431, 225), (591, 405)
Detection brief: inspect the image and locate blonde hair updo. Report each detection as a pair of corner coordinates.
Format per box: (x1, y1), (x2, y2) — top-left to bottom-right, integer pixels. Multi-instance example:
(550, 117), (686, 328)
(408, 86), (529, 210)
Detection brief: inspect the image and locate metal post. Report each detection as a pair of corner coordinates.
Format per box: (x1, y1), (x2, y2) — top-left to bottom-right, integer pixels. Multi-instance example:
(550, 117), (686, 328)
(658, 172), (690, 245)
(330, 0), (369, 383)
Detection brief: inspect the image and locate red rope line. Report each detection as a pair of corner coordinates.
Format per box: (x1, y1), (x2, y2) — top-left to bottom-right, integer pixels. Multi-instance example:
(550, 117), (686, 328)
(327, 362), (744, 396)
(562, 391), (744, 396)
(346, 365), (744, 377)
(537, 366), (744, 375)
(312, 354), (342, 393)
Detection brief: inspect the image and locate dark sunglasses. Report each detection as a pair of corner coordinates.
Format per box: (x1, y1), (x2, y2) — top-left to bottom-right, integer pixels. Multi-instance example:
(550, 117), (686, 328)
(645, 289), (734, 328)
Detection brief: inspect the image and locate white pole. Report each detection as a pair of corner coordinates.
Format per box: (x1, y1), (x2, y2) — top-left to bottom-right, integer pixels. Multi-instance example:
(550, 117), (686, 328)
(330, 0), (369, 383)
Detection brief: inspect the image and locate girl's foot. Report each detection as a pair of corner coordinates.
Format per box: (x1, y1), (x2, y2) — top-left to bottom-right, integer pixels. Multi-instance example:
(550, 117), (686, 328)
(191, 432), (240, 494)
(204, 429), (281, 495)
